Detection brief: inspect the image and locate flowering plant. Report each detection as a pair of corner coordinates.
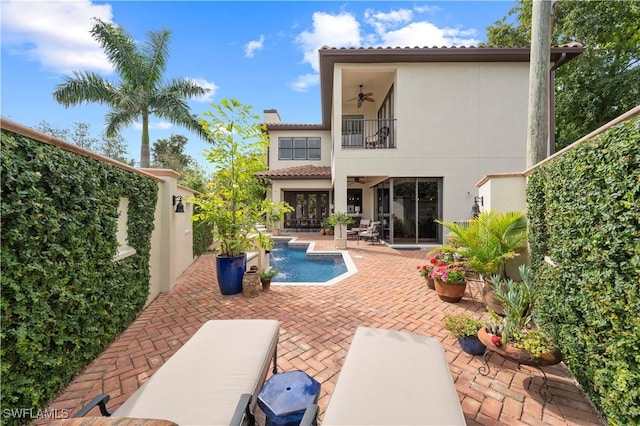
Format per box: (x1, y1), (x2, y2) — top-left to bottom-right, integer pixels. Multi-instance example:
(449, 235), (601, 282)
(429, 264), (466, 283)
(417, 252), (448, 277)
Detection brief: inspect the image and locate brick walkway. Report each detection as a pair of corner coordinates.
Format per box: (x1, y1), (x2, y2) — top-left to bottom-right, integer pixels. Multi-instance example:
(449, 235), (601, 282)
(46, 233), (605, 425)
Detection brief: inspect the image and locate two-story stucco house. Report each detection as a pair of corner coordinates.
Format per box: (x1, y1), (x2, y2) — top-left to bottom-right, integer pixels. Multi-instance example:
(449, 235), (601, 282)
(258, 44), (583, 246)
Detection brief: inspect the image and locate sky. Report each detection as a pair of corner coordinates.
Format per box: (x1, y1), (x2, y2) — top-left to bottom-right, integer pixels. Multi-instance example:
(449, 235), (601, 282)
(1, 0), (517, 166)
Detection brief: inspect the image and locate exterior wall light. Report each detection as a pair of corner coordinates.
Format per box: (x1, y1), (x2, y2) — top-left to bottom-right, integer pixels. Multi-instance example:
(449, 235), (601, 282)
(471, 196), (483, 217)
(173, 195), (185, 213)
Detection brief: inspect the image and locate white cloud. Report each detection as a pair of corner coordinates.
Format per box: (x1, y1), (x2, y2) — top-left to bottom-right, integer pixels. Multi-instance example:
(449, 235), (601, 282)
(413, 5), (442, 14)
(133, 121), (173, 131)
(288, 73), (319, 93)
(291, 7), (480, 90)
(364, 8), (413, 35)
(245, 35), (265, 58)
(365, 6), (480, 47)
(0, 0), (114, 74)
(188, 78), (219, 103)
(296, 12), (362, 72)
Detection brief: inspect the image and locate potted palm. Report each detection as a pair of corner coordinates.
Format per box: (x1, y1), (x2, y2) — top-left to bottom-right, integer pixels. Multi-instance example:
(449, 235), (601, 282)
(435, 210), (528, 313)
(192, 99), (284, 295)
(443, 314), (486, 355)
(325, 212), (354, 249)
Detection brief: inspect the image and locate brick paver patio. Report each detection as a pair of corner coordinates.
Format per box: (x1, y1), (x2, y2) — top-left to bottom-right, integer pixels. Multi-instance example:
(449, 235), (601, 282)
(45, 233), (605, 425)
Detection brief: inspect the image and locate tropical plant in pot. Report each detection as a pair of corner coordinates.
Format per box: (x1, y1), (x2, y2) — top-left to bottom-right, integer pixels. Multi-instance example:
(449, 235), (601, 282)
(443, 314), (486, 355)
(192, 99), (289, 295)
(436, 210), (528, 313)
(259, 268), (278, 291)
(429, 260), (467, 303)
(325, 212), (354, 248)
(478, 265), (562, 366)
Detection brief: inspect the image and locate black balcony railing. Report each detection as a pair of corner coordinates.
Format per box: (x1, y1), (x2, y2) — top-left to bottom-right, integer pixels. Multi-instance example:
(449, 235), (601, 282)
(341, 118), (396, 149)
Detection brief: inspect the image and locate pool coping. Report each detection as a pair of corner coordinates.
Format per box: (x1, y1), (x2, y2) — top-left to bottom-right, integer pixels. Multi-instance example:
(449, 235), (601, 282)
(269, 236), (358, 286)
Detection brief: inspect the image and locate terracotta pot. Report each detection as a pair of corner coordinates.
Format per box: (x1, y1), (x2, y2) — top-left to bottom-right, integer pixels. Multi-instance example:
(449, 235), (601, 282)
(424, 276), (435, 290)
(434, 279), (467, 303)
(481, 278), (505, 316)
(242, 270), (261, 298)
(477, 327), (563, 366)
(261, 278), (272, 291)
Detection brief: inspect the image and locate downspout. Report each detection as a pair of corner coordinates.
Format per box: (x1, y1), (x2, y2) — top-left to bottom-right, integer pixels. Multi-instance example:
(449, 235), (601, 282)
(548, 52), (567, 155)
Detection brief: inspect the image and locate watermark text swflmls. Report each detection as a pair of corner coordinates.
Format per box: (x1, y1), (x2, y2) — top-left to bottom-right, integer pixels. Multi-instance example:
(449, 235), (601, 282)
(2, 408), (70, 420)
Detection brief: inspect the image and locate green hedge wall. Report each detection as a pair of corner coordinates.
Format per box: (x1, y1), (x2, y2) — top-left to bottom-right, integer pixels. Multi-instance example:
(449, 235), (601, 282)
(527, 117), (640, 425)
(192, 206), (214, 256)
(0, 131), (157, 424)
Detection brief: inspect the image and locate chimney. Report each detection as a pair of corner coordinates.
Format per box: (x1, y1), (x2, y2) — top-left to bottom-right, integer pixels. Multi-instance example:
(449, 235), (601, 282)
(263, 109), (281, 124)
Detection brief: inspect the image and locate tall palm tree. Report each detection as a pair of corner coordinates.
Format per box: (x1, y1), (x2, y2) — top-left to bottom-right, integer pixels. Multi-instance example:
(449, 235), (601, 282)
(53, 18), (209, 168)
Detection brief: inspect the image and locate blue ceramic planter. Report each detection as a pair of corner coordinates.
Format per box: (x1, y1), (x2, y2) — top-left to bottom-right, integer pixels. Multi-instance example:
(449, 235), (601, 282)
(458, 335), (486, 355)
(216, 254), (247, 295)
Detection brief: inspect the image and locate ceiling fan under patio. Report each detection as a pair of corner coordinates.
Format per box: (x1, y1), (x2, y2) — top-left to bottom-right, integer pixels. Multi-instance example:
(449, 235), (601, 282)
(347, 85), (374, 108)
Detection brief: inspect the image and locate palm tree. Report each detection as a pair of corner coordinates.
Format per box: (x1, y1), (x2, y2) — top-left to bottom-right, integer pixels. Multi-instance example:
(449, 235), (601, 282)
(53, 18), (209, 168)
(436, 210), (528, 278)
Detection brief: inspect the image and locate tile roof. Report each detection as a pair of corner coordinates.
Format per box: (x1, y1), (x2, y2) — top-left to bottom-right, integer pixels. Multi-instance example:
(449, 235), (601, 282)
(256, 165), (331, 180)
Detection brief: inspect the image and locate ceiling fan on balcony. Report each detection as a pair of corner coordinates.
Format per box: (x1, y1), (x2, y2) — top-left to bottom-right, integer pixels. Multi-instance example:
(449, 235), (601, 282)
(347, 85), (374, 108)
(348, 176), (371, 186)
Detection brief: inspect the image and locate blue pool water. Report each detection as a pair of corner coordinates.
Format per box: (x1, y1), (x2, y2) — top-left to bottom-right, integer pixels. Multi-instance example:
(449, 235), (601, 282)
(270, 242), (347, 283)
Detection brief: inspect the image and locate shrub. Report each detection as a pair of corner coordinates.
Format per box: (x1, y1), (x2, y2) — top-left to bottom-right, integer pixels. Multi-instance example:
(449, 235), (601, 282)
(527, 116), (640, 424)
(1, 130), (157, 424)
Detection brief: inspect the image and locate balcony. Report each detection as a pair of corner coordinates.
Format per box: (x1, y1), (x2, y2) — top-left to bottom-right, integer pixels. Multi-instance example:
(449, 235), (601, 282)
(341, 118), (396, 149)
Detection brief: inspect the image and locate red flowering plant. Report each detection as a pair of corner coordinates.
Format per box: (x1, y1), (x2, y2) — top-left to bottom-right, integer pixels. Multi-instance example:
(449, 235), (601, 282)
(417, 252), (446, 277)
(429, 255), (466, 283)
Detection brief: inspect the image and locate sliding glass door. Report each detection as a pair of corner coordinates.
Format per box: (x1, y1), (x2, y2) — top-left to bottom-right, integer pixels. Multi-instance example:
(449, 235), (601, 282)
(374, 178), (441, 244)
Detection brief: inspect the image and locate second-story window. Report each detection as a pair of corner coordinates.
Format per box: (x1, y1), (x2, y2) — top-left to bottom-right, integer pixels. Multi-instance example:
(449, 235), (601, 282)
(279, 137), (321, 160)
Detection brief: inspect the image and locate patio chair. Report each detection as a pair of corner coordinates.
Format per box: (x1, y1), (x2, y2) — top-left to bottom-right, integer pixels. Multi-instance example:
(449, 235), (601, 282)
(365, 126), (390, 148)
(358, 221), (381, 244)
(350, 218), (370, 233)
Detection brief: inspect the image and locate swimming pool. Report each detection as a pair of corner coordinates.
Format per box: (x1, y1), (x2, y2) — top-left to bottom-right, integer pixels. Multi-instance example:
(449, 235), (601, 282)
(269, 239), (356, 285)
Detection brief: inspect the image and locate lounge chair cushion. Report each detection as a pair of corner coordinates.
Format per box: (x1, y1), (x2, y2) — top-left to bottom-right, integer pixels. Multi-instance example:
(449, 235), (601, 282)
(113, 319), (279, 425)
(321, 327), (466, 425)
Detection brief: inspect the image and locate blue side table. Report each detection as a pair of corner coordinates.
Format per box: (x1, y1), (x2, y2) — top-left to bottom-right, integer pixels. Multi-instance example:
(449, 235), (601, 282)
(258, 370), (321, 426)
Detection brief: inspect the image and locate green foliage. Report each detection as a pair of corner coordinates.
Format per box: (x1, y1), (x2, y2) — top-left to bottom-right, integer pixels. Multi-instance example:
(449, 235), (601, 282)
(484, 0), (640, 150)
(152, 134), (194, 173)
(262, 199), (294, 231)
(192, 205), (214, 256)
(324, 212), (354, 238)
(0, 130), (157, 424)
(527, 117), (640, 424)
(492, 265), (536, 343)
(192, 99), (280, 257)
(437, 210), (528, 277)
(443, 314), (483, 338)
(259, 268), (278, 279)
(34, 120), (135, 165)
(512, 330), (555, 358)
(52, 18), (210, 167)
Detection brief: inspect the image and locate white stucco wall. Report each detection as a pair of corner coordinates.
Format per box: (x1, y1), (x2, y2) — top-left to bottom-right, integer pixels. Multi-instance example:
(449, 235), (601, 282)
(332, 61), (530, 227)
(476, 173), (527, 213)
(144, 169), (195, 305)
(267, 129), (332, 170)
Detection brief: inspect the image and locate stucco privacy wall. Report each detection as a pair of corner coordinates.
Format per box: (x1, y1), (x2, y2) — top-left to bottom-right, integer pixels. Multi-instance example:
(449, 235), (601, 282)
(142, 169), (196, 304)
(332, 61), (530, 224)
(0, 119), (195, 306)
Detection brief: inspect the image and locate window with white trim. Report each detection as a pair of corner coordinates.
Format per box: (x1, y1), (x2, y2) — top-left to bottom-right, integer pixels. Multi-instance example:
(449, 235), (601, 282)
(278, 137), (321, 160)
